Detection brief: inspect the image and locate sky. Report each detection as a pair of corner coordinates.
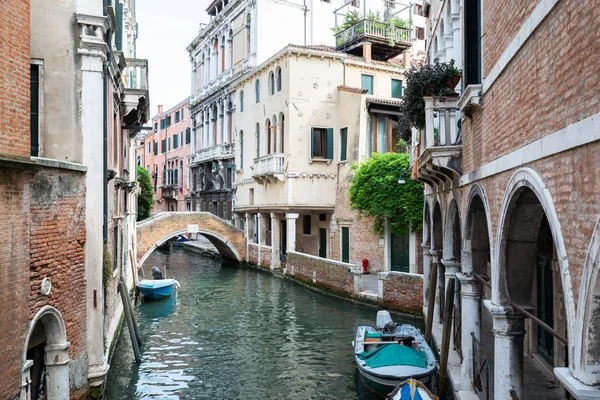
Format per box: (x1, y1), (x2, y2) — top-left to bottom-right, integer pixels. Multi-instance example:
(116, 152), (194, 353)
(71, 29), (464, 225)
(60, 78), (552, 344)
(136, 0), (209, 118)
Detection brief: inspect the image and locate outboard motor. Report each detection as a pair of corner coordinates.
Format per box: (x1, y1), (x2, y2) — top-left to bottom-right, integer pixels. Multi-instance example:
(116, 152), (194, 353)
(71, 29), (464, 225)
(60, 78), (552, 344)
(376, 310), (394, 329)
(151, 266), (163, 280)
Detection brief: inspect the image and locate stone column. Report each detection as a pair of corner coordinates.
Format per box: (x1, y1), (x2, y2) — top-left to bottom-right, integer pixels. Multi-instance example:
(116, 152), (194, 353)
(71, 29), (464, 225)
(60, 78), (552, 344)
(431, 249), (443, 324)
(258, 213), (268, 245)
(442, 259), (460, 308)
(457, 272), (482, 392)
(286, 213), (299, 252)
(45, 342), (70, 399)
(270, 213), (281, 268)
(245, 213), (253, 243)
(233, 213), (241, 230)
(20, 360), (33, 400)
(486, 301), (525, 400)
(422, 243), (432, 309)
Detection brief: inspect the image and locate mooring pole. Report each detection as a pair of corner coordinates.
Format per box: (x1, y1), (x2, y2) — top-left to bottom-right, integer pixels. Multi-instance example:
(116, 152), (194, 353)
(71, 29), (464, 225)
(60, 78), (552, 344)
(437, 277), (455, 397)
(119, 280), (141, 363)
(120, 280), (142, 346)
(425, 264), (438, 343)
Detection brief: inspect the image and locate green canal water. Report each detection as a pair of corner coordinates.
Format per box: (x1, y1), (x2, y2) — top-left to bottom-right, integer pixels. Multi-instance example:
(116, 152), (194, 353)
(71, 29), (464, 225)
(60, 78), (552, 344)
(105, 247), (424, 399)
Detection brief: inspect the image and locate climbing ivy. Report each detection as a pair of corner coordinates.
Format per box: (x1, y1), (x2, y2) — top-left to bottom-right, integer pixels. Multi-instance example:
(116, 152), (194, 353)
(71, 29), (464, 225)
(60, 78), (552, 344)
(349, 152), (423, 236)
(137, 165), (154, 221)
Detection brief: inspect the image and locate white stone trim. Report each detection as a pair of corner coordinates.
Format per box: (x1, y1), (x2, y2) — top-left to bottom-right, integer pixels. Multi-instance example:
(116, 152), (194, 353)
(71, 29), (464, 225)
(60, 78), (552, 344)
(482, 0), (560, 94)
(461, 110), (600, 185)
(555, 368), (600, 399)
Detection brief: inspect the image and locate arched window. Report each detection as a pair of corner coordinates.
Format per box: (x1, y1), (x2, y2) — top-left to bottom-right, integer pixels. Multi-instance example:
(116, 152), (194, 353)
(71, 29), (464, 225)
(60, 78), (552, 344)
(240, 90), (244, 112)
(268, 71), (275, 95)
(276, 67), (282, 92)
(239, 130), (244, 169)
(255, 122), (260, 158)
(246, 14), (251, 57)
(255, 79), (260, 103)
(266, 118), (272, 153)
(279, 112), (285, 153)
(221, 35), (226, 73)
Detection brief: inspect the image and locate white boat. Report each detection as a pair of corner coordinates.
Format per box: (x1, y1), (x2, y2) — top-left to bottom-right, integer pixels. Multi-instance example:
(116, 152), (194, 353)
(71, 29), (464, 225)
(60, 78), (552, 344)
(353, 311), (437, 396)
(387, 378), (438, 400)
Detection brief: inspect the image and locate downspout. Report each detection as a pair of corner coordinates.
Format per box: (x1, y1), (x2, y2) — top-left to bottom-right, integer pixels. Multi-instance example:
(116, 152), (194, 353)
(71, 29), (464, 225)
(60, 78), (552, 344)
(103, 0), (111, 243)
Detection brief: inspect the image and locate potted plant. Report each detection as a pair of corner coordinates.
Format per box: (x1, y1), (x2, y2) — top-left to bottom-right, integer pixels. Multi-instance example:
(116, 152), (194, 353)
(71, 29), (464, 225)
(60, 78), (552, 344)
(446, 63), (462, 92)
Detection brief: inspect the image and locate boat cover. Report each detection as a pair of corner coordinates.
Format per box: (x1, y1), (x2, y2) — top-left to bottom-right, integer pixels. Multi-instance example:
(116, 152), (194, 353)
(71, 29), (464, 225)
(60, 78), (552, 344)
(358, 344), (428, 369)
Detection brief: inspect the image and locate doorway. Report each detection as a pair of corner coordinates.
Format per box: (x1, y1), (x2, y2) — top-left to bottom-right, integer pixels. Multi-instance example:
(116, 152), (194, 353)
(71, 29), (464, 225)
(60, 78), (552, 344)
(319, 228), (327, 258)
(391, 232), (410, 272)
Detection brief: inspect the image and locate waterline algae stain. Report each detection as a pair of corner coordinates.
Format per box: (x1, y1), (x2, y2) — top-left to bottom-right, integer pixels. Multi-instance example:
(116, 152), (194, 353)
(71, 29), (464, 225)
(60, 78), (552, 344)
(105, 248), (423, 399)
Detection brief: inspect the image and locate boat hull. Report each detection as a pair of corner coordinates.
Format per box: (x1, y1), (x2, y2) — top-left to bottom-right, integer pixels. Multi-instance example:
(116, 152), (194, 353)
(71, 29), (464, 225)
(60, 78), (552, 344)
(357, 359), (434, 395)
(137, 279), (176, 300)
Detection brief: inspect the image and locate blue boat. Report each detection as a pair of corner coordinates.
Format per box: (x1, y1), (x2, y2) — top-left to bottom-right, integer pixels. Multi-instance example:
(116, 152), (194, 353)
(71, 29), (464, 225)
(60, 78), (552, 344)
(136, 279), (178, 300)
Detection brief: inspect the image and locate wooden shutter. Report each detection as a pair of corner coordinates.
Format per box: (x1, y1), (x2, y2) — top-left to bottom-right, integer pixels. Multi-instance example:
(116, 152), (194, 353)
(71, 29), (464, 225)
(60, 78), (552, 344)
(326, 128), (334, 159)
(340, 128), (347, 161)
(310, 127), (315, 158)
(341, 227), (350, 263)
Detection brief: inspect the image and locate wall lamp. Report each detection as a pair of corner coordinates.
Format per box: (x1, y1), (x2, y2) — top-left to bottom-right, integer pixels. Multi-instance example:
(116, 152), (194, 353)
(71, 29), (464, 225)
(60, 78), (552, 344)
(398, 169), (410, 184)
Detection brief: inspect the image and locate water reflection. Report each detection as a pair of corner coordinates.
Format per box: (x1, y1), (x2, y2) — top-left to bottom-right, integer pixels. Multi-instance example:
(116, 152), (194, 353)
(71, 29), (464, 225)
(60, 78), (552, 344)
(105, 248), (424, 399)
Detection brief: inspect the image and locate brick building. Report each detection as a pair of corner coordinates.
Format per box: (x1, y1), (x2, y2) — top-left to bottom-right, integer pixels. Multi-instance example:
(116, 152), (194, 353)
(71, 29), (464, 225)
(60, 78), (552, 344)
(0, 0), (149, 398)
(414, 0), (600, 398)
(137, 99), (193, 213)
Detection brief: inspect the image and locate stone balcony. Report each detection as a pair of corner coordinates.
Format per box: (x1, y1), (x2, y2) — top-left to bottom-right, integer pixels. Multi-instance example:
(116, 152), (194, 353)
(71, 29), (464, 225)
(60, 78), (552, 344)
(252, 153), (285, 184)
(189, 143), (235, 166)
(335, 19), (412, 61)
(122, 58), (150, 136)
(416, 96), (462, 186)
(160, 184), (178, 200)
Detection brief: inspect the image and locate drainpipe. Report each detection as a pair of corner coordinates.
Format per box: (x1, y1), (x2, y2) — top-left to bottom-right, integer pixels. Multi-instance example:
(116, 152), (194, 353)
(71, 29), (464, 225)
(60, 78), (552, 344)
(103, 0), (111, 242)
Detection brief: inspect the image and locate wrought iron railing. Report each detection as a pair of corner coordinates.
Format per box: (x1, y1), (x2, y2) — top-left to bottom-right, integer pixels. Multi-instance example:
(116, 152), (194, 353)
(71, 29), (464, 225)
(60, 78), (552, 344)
(472, 332), (494, 400)
(335, 19), (411, 49)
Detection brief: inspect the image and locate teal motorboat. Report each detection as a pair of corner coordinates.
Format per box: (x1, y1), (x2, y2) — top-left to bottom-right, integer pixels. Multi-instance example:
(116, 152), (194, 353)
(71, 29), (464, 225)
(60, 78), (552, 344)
(353, 311), (437, 396)
(136, 279), (179, 300)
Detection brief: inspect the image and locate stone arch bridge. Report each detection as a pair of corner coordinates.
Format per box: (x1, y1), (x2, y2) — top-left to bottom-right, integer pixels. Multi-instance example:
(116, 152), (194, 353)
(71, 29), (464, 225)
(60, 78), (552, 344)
(136, 212), (246, 267)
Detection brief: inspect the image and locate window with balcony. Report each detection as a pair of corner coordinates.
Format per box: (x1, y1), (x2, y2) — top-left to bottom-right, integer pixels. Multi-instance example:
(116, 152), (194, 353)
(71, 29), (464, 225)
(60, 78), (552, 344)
(310, 127), (333, 160)
(276, 67), (282, 92)
(391, 79), (403, 98)
(361, 74), (374, 95)
(255, 79), (260, 103)
(465, 0), (482, 85)
(268, 71), (275, 95)
(303, 215), (312, 235)
(340, 127), (348, 162)
(240, 90), (244, 112)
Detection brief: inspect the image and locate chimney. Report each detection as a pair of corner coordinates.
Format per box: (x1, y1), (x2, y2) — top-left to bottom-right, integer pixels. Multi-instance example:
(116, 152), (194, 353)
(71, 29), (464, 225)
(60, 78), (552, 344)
(158, 104), (163, 114)
(363, 43), (372, 63)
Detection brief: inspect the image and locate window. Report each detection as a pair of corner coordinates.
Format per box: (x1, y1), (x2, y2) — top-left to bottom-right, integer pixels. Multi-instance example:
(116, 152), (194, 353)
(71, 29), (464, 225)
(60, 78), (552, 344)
(154, 122), (158, 132)
(166, 115), (172, 127)
(391, 79), (403, 98)
(255, 123), (260, 158)
(240, 90), (244, 112)
(186, 128), (191, 144)
(341, 227), (350, 263)
(146, 141), (151, 154)
(168, 137), (171, 151)
(303, 215), (311, 235)
(414, 4), (423, 16)
(160, 118), (165, 129)
(154, 141), (158, 155)
(30, 64), (40, 157)
(350, 0), (359, 7)
(255, 80), (260, 103)
(173, 133), (179, 149)
(368, 114), (396, 155)
(268, 71), (275, 95)
(239, 130), (244, 169)
(415, 27), (425, 40)
(161, 139), (166, 153)
(361, 74), (374, 95)
(310, 127), (333, 159)
(319, 214), (326, 221)
(249, 188), (254, 205)
(465, 0), (482, 85)
(340, 127), (348, 161)
(175, 111), (180, 123)
(276, 67), (282, 92)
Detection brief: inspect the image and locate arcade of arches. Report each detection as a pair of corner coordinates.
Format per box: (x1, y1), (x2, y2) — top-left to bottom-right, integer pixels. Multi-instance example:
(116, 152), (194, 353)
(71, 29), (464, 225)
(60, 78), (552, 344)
(423, 168), (600, 399)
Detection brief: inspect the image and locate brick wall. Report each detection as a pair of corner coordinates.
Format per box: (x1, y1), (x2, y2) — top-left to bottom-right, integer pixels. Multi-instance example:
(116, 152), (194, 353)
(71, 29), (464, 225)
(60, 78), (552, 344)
(248, 243), (258, 265)
(286, 251), (356, 296)
(259, 246), (271, 268)
(0, 168), (32, 399)
(381, 272), (424, 315)
(0, 0), (31, 160)
(29, 169), (87, 361)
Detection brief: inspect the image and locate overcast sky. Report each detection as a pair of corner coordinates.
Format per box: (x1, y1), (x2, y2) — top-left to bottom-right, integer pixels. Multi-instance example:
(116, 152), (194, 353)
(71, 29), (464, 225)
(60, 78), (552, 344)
(136, 0), (209, 117)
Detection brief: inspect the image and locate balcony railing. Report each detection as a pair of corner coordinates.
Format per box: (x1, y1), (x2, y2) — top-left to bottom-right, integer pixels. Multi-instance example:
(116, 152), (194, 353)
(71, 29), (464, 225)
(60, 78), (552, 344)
(160, 184), (178, 200)
(472, 332), (494, 400)
(124, 58), (149, 91)
(416, 96), (462, 186)
(189, 143), (234, 165)
(335, 19), (412, 60)
(122, 58), (150, 135)
(252, 153), (285, 184)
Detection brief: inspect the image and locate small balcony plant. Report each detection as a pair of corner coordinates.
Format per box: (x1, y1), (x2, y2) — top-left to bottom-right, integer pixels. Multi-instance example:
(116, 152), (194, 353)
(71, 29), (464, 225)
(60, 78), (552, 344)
(400, 59), (461, 130)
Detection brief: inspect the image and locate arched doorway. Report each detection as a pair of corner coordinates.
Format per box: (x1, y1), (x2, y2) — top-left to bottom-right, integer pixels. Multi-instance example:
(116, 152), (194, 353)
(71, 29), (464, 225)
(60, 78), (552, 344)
(22, 306), (69, 400)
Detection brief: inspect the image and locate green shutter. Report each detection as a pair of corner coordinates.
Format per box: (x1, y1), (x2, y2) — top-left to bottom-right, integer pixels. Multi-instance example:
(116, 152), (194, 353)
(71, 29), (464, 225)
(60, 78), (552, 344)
(310, 127), (315, 158)
(325, 128), (334, 159)
(340, 128), (347, 161)
(30, 65), (39, 157)
(186, 128), (191, 144)
(342, 227), (350, 263)
(161, 139), (166, 153)
(392, 79), (403, 98)
(361, 75), (373, 95)
(115, 0), (123, 51)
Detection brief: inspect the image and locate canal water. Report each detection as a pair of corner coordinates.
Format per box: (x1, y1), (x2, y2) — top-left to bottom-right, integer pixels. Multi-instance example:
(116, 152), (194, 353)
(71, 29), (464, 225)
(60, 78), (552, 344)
(105, 247), (424, 399)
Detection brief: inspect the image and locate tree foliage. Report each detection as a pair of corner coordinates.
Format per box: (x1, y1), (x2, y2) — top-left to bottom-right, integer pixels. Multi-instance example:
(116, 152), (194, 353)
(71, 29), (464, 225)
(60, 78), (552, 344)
(137, 165), (154, 221)
(349, 152), (423, 236)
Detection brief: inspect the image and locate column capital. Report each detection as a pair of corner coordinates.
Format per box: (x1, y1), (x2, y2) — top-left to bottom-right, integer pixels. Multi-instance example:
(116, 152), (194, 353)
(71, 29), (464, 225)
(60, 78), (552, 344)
(430, 249), (442, 262)
(441, 259), (460, 276)
(270, 213), (279, 219)
(286, 213), (299, 219)
(484, 300), (526, 338)
(421, 242), (431, 250)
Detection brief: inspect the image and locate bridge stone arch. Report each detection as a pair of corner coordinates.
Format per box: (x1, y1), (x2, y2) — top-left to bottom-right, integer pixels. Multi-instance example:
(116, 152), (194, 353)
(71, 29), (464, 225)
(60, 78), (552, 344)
(136, 212), (247, 267)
